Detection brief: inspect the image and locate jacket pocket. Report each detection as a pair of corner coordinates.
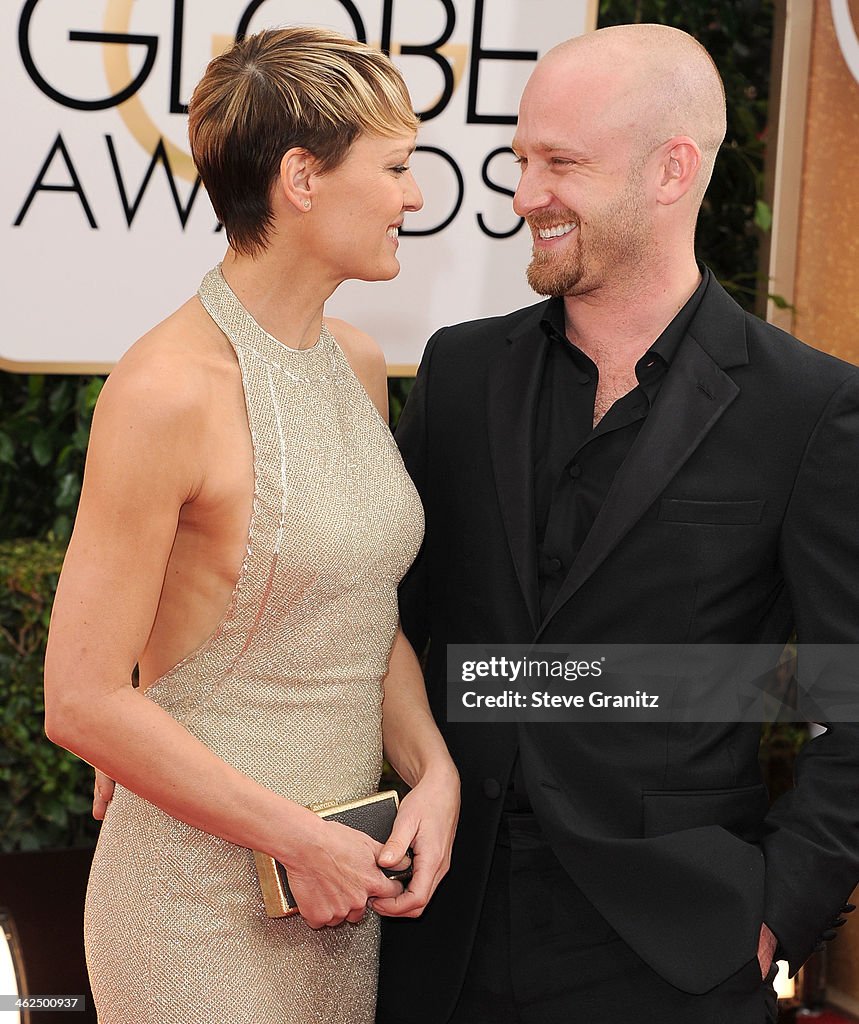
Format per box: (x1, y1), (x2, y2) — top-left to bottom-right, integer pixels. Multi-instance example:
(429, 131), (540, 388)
(642, 783), (770, 843)
(658, 498), (764, 525)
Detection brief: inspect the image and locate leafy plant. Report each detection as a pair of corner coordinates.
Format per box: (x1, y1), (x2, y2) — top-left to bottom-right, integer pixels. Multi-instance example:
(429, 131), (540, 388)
(0, 374), (104, 543)
(387, 377), (414, 430)
(0, 539), (100, 851)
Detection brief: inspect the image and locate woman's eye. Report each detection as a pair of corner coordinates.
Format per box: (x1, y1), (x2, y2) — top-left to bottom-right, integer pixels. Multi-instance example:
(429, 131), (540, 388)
(390, 165), (410, 175)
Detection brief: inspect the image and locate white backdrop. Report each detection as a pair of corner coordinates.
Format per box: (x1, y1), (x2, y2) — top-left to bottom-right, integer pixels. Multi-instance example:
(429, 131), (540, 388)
(3, 1), (595, 373)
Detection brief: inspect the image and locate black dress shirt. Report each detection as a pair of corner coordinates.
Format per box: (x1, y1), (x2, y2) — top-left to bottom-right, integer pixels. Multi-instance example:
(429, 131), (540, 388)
(535, 272), (709, 618)
(506, 270), (709, 811)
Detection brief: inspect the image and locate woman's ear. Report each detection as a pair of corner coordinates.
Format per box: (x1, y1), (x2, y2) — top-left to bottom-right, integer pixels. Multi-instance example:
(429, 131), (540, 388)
(656, 136), (702, 206)
(278, 147), (317, 213)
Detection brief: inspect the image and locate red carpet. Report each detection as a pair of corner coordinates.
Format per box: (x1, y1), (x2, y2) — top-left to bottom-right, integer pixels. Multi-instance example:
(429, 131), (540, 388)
(804, 1011), (859, 1023)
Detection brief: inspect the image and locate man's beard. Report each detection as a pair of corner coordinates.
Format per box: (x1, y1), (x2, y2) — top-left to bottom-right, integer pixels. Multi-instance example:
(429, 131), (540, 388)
(525, 178), (650, 298)
(525, 215), (584, 297)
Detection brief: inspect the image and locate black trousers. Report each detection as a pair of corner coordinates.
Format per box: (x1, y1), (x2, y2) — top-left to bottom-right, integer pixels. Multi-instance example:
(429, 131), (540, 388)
(449, 813), (778, 1024)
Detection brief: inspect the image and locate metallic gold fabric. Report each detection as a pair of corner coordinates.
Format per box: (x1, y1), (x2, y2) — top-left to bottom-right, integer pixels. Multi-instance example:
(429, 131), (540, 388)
(84, 266), (424, 1023)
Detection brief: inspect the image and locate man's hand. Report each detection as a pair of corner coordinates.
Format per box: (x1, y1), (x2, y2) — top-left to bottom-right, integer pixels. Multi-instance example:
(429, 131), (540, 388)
(93, 770), (116, 820)
(758, 922), (778, 979)
(371, 770), (460, 918)
(285, 818), (405, 929)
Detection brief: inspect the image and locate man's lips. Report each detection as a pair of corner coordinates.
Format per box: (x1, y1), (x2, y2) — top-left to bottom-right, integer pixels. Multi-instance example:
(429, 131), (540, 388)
(531, 221), (578, 246)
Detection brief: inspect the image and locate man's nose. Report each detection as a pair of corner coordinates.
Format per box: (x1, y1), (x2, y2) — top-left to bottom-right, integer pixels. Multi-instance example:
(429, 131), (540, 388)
(512, 169), (552, 218)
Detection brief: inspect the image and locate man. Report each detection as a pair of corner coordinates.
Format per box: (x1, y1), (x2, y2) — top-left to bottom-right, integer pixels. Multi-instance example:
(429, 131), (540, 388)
(377, 23), (859, 1024)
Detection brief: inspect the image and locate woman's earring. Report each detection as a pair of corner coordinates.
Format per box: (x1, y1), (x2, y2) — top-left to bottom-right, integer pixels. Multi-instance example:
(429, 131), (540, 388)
(303, 199), (311, 210)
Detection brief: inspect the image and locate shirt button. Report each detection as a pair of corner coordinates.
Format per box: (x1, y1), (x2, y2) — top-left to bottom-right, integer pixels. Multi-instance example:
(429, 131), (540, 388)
(546, 557), (562, 574)
(483, 778), (502, 800)
(568, 463), (582, 479)
(579, 374), (591, 385)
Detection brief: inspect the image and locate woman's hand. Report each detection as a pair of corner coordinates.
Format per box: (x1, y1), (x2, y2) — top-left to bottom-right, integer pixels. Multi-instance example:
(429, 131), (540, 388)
(93, 770), (116, 820)
(283, 818), (406, 928)
(376, 626), (461, 919)
(758, 922), (778, 979)
(370, 768), (460, 919)
(91, 765), (407, 928)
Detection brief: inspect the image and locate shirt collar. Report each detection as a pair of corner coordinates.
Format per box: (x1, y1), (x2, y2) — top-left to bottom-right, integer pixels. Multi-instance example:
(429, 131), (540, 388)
(539, 265), (712, 369)
(646, 265), (710, 366)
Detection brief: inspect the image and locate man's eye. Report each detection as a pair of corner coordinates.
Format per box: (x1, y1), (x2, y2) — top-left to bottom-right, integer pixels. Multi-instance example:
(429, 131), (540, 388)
(390, 165), (410, 174)
(512, 156), (526, 167)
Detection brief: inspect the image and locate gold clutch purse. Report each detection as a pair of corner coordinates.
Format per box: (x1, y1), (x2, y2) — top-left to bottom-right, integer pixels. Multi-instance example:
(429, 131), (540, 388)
(253, 790), (410, 918)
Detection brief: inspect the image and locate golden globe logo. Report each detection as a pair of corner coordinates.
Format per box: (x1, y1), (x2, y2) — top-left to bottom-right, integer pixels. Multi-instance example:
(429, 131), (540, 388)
(14, 0), (535, 238)
(5, 1), (592, 371)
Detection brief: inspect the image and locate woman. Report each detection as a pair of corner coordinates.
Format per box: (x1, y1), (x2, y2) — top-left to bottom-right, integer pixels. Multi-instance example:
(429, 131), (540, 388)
(44, 27), (459, 1024)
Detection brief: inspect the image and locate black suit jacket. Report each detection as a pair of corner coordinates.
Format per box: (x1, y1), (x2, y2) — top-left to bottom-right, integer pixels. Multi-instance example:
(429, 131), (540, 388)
(378, 272), (859, 1022)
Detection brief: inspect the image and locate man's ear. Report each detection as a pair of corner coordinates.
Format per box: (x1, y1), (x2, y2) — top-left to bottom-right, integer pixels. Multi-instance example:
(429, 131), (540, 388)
(277, 147), (318, 213)
(656, 137), (702, 206)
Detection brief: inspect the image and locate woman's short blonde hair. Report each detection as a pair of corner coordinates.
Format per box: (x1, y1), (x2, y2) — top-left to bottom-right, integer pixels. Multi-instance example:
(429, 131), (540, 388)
(188, 27), (418, 256)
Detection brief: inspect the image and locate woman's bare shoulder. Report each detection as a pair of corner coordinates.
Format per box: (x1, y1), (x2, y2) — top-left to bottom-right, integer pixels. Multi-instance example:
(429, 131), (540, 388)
(94, 299), (238, 438)
(103, 297), (235, 411)
(325, 317), (385, 368)
(324, 317), (388, 416)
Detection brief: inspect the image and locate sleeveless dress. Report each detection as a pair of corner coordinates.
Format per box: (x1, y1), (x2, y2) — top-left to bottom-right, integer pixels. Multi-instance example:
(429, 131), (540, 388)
(83, 266), (424, 1024)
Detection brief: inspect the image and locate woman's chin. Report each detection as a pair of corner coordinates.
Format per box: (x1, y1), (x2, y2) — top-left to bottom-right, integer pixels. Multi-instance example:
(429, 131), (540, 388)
(355, 260), (401, 283)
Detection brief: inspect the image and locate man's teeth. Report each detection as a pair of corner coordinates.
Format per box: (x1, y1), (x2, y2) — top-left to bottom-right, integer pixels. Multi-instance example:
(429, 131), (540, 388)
(387, 227), (399, 239)
(538, 222), (576, 239)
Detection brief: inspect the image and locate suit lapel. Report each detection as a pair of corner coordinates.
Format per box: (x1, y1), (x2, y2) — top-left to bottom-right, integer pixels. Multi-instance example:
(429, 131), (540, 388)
(536, 277), (749, 637)
(487, 310), (550, 633)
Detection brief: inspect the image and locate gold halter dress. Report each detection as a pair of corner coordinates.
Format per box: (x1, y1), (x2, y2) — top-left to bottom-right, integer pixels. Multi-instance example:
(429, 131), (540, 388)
(84, 266), (424, 1024)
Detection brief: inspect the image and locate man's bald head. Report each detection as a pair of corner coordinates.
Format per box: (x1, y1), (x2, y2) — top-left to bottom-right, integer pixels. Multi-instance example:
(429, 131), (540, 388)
(534, 24), (726, 205)
(513, 25), (726, 298)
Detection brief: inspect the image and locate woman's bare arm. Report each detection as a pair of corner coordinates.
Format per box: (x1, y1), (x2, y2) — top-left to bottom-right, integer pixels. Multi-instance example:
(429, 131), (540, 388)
(324, 321), (461, 916)
(373, 627), (460, 918)
(45, 345), (401, 927)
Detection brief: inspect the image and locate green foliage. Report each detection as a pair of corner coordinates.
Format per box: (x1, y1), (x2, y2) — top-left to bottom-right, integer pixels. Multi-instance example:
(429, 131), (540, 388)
(0, 539), (100, 851)
(0, 373), (104, 543)
(599, 0), (775, 311)
(759, 721), (809, 801)
(387, 377), (415, 430)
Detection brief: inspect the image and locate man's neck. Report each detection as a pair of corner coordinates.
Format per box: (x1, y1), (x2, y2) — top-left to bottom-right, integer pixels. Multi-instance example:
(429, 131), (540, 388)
(562, 260), (702, 372)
